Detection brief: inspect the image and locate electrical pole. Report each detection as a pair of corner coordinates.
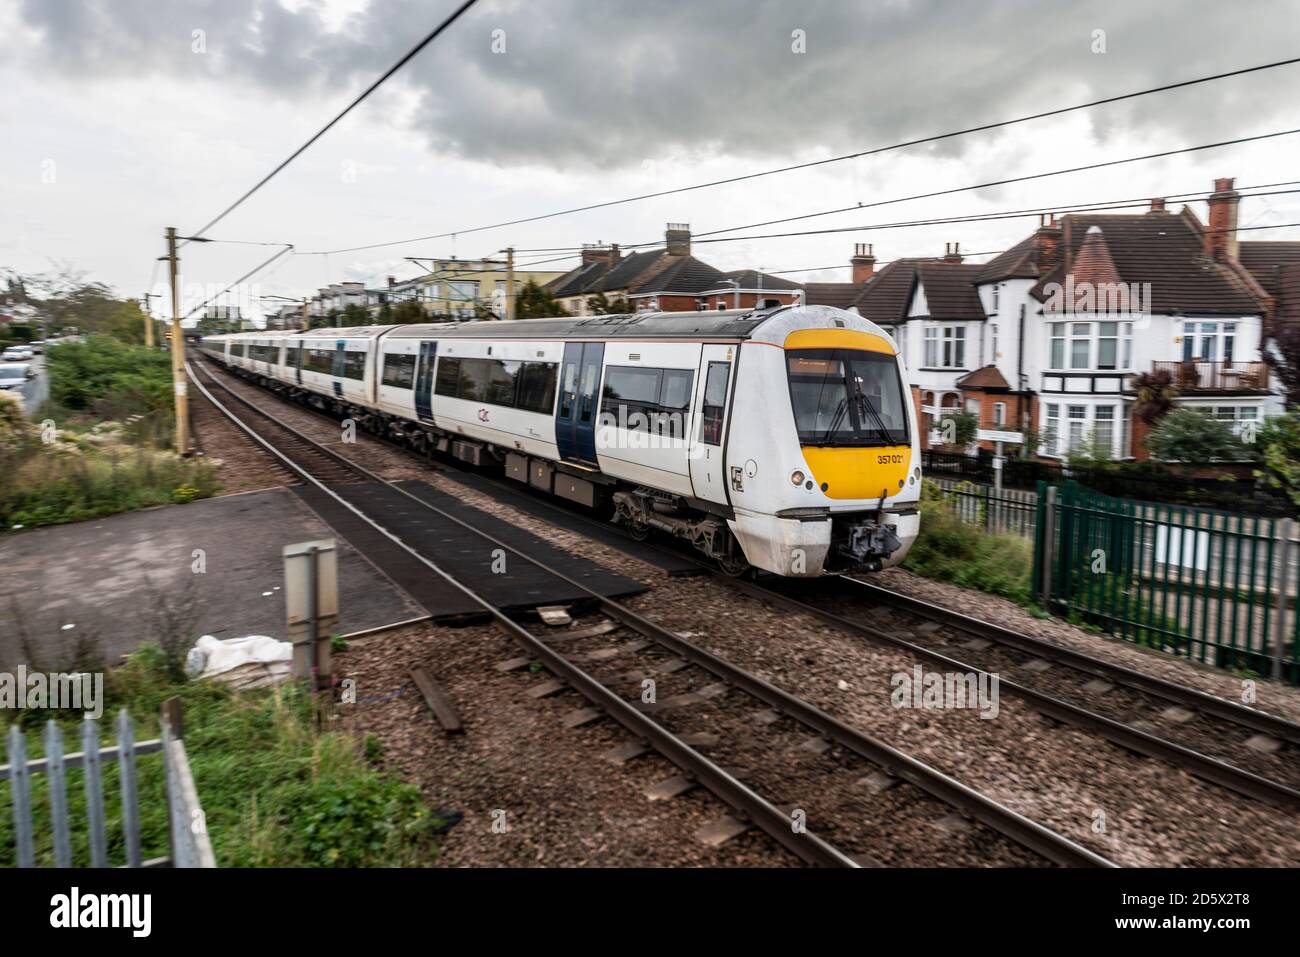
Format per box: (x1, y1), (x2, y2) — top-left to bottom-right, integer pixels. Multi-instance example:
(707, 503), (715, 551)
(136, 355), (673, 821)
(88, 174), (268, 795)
(301, 298), (309, 331)
(503, 247), (515, 322)
(165, 227), (190, 454)
(142, 292), (155, 347)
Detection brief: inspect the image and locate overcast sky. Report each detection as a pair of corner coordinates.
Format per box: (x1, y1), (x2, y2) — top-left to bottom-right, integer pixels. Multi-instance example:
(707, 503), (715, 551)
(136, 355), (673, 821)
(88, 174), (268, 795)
(3, 0), (1300, 321)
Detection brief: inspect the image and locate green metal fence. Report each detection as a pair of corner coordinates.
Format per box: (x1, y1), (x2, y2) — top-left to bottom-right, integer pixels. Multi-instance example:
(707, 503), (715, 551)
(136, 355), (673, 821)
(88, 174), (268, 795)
(1032, 481), (1298, 685)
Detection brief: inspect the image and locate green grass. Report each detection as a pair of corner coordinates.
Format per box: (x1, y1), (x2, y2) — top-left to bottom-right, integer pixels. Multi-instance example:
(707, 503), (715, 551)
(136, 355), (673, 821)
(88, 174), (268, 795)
(0, 653), (443, 867)
(903, 492), (1035, 604)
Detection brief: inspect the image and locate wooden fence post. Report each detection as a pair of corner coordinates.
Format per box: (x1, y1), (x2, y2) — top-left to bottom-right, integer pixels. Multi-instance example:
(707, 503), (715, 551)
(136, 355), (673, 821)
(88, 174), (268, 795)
(118, 709), (142, 868)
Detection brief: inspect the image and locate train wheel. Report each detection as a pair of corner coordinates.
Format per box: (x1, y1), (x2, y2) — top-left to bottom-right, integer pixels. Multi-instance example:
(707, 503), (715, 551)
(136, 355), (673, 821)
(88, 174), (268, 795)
(625, 521), (651, 541)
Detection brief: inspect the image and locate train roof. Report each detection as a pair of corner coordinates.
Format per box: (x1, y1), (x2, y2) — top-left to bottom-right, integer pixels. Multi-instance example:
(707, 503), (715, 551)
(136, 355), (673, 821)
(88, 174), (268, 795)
(385, 308), (788, 341)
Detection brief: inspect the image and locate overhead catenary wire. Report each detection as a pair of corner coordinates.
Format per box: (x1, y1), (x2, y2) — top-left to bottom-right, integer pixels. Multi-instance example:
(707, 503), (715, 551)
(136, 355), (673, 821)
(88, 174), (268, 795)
(183, 0), (481, 246)
(302, 54), (1300, 256)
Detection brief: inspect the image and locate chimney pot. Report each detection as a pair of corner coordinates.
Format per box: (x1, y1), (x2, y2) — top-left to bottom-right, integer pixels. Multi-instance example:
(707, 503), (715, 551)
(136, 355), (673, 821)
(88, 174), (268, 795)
(1149, 197), (1165, 212)
(942, 242), (963, 264)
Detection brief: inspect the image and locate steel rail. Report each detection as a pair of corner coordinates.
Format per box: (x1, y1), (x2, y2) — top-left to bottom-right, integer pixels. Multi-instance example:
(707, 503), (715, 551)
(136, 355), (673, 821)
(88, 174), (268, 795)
(191, 360), (1116, 867)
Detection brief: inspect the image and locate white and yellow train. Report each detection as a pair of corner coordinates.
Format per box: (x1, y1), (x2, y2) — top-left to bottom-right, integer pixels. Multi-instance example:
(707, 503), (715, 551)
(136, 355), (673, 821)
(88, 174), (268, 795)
(200, 305), (921, 577)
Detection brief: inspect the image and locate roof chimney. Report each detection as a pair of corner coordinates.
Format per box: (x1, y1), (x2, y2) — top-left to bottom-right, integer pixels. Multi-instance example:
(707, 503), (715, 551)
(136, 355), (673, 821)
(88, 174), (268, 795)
(387, 276), (395, 287)
(581, 243), (614, 266)
(1205, 176), (1240, 260)
(942, 242), (963, 264)
(851, 243), (876, 284)
(1034, 215), (1062, 271)
(1149, 197), (1166, 213)
(609, 243), (621, 263)
(665, 222), (691, 256)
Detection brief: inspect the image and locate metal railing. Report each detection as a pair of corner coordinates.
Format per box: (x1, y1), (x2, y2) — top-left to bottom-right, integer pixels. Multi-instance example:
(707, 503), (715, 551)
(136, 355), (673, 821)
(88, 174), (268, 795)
(1147, 360), (1269, 392)
(1033, 481), (1298, 685)
(3, 700), (215, 867)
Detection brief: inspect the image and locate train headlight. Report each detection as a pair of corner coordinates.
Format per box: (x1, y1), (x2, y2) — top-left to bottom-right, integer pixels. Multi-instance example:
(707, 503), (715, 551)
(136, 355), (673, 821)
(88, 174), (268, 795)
(790, 470), (806, 486)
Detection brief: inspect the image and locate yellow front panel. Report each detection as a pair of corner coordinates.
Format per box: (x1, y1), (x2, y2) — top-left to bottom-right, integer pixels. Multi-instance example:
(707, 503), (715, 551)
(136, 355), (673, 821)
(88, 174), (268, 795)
(800, 446), (912, 500)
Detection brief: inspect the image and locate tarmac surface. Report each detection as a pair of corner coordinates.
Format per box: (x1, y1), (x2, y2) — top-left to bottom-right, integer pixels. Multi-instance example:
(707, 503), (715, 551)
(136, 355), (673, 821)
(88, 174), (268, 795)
(0, 487), (424, 669)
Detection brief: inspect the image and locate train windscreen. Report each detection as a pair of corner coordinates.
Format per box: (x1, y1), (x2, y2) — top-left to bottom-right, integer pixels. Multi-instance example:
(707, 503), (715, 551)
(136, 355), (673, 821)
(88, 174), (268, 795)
(785, 348), (909, 447)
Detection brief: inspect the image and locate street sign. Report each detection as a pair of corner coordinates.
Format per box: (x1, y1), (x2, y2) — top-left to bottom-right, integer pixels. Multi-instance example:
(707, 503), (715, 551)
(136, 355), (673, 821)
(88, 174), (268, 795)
(977, 428), (1023, 443)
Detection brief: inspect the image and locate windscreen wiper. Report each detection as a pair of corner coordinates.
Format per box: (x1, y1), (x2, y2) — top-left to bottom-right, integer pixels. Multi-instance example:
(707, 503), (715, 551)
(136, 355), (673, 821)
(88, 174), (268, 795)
(818, 396), (848, 445)
(852, 379), (895, 445)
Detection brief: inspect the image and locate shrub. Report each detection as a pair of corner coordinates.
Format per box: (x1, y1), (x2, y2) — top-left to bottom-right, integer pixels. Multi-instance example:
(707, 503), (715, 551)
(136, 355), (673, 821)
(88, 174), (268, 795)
(1146, 408), (1249, 463)
(1257, 411), (1300, 507)
(904, 494), (1033, 604)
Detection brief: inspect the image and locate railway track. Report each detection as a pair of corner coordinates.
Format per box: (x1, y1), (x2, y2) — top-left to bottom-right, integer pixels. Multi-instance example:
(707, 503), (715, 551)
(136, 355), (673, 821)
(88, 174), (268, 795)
(189, 359), (1114, 868)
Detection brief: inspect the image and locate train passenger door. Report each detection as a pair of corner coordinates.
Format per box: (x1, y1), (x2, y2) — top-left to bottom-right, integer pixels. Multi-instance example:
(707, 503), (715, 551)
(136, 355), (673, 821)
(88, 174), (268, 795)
(294, 343), (303, 385)
(688, 345), (735, 504)
(413, 341), (437, 423)
(555, 341), (604, 464)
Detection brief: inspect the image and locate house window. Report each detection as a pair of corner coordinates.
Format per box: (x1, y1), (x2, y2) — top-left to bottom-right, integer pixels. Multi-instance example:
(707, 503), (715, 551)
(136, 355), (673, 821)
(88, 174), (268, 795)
(924, 324), (965, 368)
(1182, 321), (1238, 363)
(992, 285), (1000, 313)
(1051, 321), (1133, 371)
(1210, 405), (1260, 437)
(1093, 405), (1115, 454)
(993, 401), (1007, 427)
(990, 323), (999, 359)
(1045, 403), (1060, 454)
(1070, 323), (1091, 369)
(924, 327), (937, 367)
(1067, 405), (1087, 451)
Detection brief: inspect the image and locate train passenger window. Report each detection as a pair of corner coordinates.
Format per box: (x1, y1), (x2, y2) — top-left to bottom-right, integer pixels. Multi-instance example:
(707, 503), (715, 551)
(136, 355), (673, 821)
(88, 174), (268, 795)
(232, 343), (246, 357)
(304, 348), (333, 374)
(660, 370), (693, 412)
(486, 360), (520, 406)
(382, 353), (417, 389)
(341, 351), (366, 381)
(457, 358), (489, 402)
(700, 362), (730, 445)
(601, 366), (694, 435)
(579, 364), (600, 422)
(435, 357), (461, 397)
(516, 363), (558, 414)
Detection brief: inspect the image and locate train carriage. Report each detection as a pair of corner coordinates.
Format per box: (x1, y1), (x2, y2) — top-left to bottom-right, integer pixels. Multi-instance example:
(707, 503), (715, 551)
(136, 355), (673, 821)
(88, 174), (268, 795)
(200, 304), (921, 578)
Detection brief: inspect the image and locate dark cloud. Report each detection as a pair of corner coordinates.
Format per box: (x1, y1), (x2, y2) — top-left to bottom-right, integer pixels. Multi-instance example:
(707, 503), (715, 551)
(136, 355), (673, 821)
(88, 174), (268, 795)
(14, 0), (1300, 171)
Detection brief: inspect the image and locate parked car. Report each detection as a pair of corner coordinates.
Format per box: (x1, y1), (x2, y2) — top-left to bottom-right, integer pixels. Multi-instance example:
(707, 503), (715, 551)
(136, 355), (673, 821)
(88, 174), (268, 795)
(2, 345), (33, 361)
(0, 364), (33, 389)
(28, 340), (44, 354)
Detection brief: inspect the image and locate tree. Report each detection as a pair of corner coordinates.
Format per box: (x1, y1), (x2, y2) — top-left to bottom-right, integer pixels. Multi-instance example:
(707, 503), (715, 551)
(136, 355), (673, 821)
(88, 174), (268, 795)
(1263, 323), (1300, 407)
(391, 301), (426, 325)
(585, 291), (631, 315)
(342, 303), (369, 326)
(1257, 412), (1300, 506)
(1146, 408), (1247, 463)
(1132, 368), (1178, 426)
(515, 279), (569, 319)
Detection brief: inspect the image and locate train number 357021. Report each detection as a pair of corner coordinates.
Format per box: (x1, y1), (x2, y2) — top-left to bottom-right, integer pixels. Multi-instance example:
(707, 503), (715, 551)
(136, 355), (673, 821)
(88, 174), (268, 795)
(877, 453), (904, 465)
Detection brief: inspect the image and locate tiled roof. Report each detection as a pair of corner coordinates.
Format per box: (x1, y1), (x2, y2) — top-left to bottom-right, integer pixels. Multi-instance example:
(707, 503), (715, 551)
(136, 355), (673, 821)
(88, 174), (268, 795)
(956, 365), (1011, 390)
(1239, 240), (1300, 296)
(1029, 211), (1263, 316)
(627, 254), (727, 295)
(596, 249), (666, 293)
(547, 260), (610, 299)
(853, 258), (933, 324)
(713, 269), (803, 290)
(976, 234), (1044, 282)
(803, 282), (861, 309)
(916, 263), (987, 319)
